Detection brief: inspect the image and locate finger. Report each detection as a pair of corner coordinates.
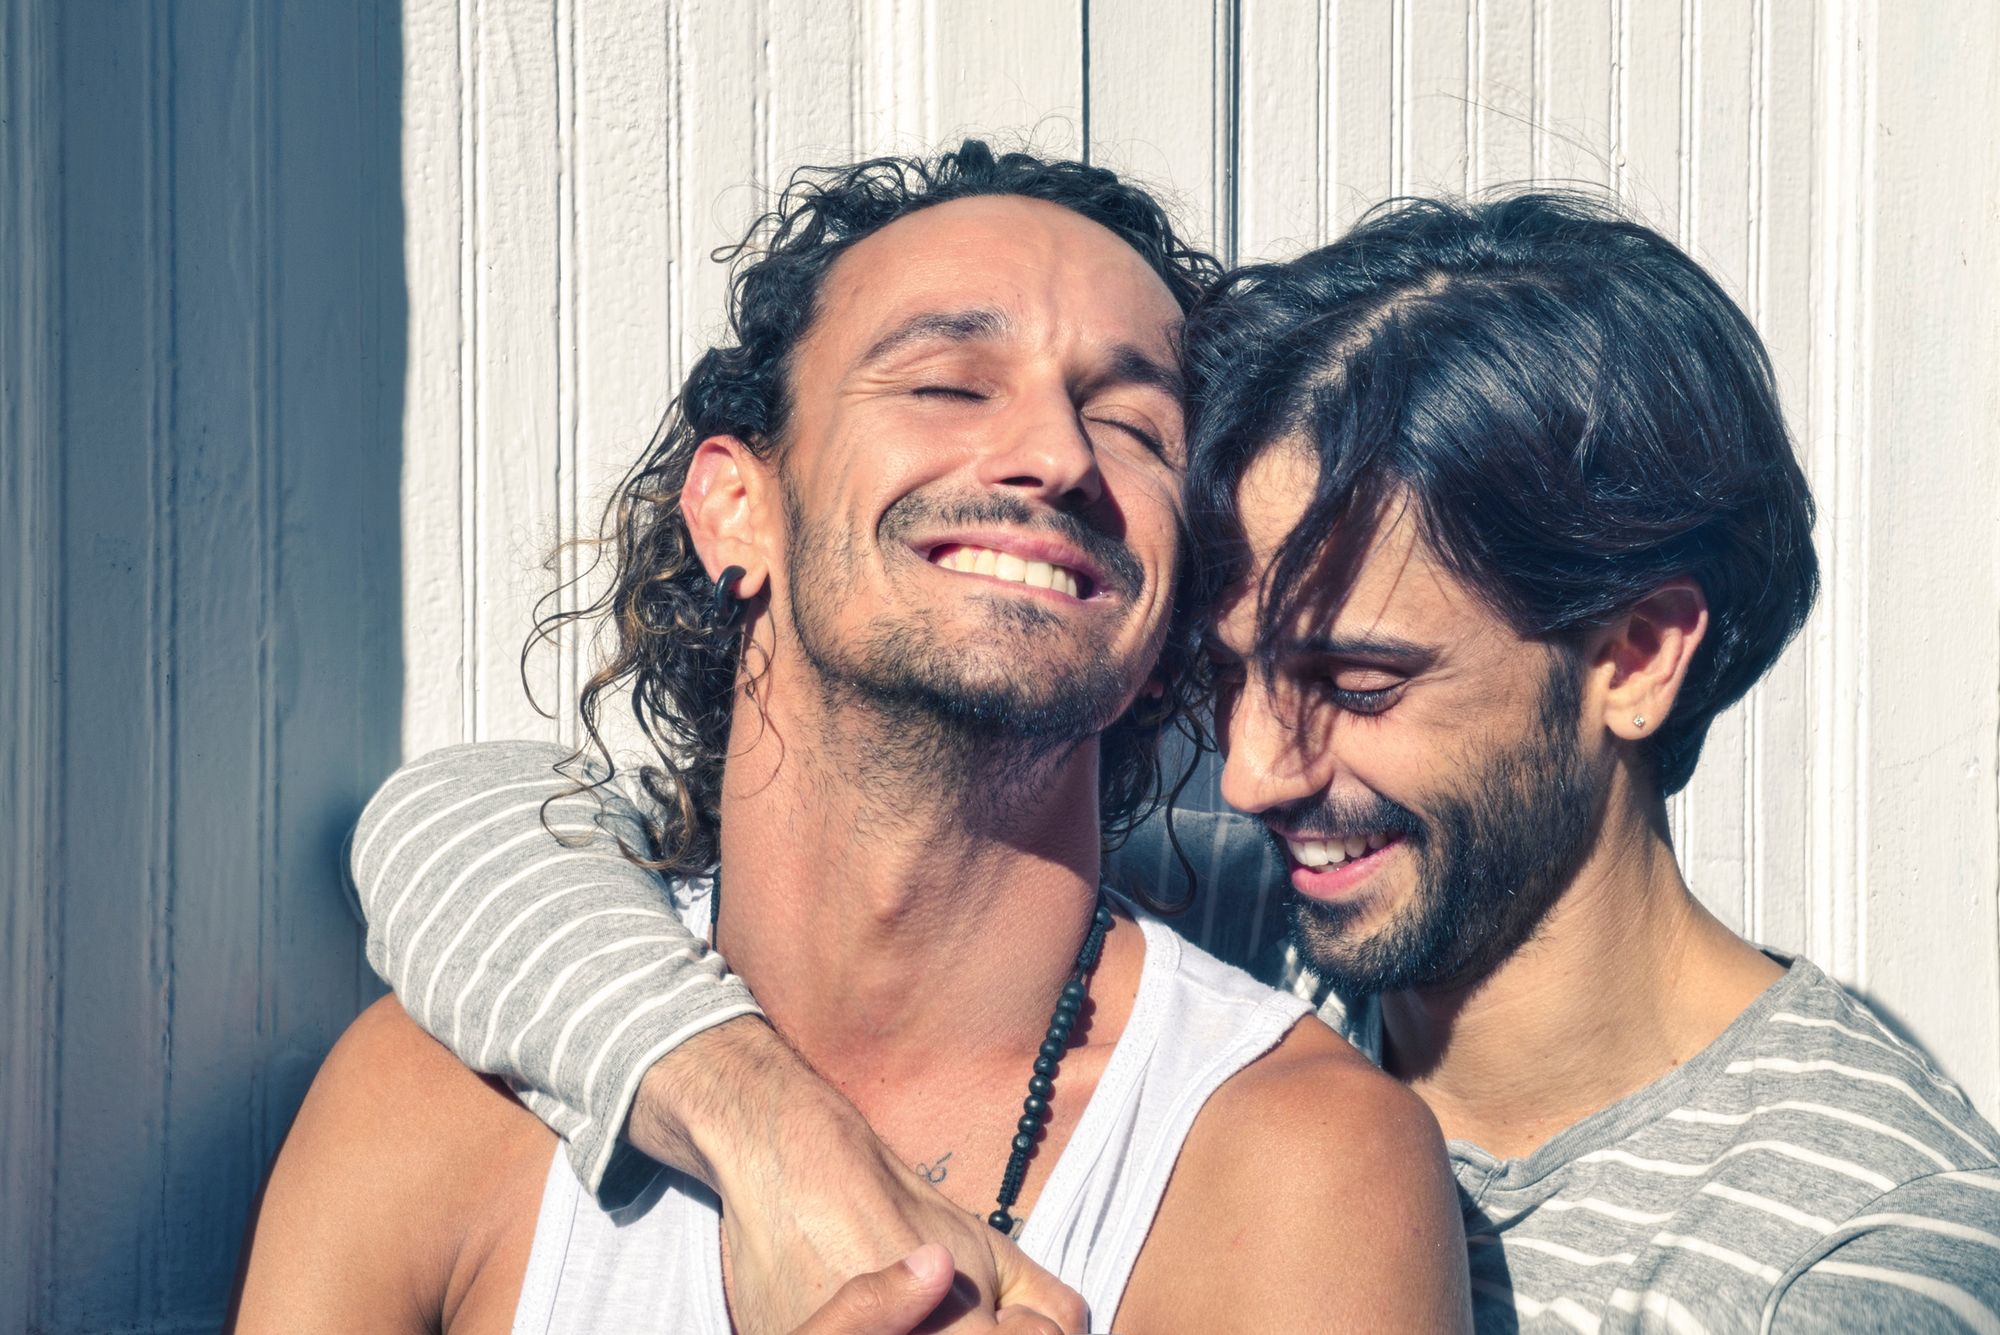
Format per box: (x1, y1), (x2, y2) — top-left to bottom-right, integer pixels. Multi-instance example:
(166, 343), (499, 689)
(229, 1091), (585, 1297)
(789, 1244), (957, 1335)
(993, 1306), (1070, 1335)
(991, 1247), (1087, 1334)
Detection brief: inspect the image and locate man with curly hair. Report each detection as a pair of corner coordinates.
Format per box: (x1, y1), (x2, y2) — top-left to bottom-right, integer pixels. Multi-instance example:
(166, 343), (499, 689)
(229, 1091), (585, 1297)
(231, 143), (1470, 1334)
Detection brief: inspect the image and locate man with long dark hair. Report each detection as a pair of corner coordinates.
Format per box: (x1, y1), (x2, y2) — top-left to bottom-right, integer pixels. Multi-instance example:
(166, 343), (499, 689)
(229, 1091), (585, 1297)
(231, 143), (1468, 1334)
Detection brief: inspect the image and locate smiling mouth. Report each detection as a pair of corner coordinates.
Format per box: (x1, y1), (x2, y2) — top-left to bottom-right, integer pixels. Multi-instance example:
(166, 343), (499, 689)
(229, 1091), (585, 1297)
(928, 543), (1093, 599)
(1284, 832), (1401, 868)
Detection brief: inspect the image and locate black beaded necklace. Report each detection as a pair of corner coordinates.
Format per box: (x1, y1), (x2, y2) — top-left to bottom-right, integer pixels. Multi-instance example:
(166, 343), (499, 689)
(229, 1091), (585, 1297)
(987, 893), (1115, 1236)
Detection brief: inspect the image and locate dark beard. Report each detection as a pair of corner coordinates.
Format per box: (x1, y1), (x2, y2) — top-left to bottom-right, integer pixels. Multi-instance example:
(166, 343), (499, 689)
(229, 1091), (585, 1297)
(782, 482), (1143, 792)
(1286, 653), (1599, 997)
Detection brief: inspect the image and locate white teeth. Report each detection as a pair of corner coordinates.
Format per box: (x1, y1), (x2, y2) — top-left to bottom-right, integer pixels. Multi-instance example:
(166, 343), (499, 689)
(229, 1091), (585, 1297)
(1288, 833), (1397, 869)
(933, 545), (1083, 597)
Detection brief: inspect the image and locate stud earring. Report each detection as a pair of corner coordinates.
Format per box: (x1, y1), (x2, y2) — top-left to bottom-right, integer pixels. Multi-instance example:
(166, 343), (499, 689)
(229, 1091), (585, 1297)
(1633, 715), (1648, 730)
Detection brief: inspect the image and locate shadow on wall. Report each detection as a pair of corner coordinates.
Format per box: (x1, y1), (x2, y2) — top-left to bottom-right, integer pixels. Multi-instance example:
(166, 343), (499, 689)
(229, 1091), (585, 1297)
(37, 3), (404, 1330)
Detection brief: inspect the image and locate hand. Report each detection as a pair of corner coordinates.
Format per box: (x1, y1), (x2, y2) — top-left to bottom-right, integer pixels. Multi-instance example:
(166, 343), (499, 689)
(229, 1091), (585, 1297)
(628, 1019), (1086, 1335)
(791, 1245), (1071, 1335)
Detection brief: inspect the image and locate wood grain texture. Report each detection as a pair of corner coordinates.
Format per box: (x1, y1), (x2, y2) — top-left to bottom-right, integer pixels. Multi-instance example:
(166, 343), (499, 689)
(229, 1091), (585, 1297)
(11, 1), (1998, 1328)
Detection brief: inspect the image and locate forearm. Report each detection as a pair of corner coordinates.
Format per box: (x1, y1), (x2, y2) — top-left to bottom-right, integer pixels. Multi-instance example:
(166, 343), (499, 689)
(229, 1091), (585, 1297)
(351, 740), (762, 1201)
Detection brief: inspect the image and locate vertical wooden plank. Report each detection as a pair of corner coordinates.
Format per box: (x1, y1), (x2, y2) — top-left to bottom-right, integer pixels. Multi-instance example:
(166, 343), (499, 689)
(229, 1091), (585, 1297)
(401, 0), (470, 757)
(1853, 0), (2000, 1111)
(1613, 0), (1687, 232)
(1530, 0), (1613, 188)
(1672, 0), (1757, 936)
(1235, 0), (1322, 261)
(1742, 0), (1817, 956)
(1088, 0), (1234, 258)
(1466, 0), (1535, 189)
(155, 4), (267, 1314)
(1400, 0), (1469, 196)
(929, 0), (1084, 158)
(261, 0), (401, 1177)
(469, 0), (565, 742)
(1325, 0), (1398, 231)
(47, 3), (175, 1323)
(1, 0), (57, 1325)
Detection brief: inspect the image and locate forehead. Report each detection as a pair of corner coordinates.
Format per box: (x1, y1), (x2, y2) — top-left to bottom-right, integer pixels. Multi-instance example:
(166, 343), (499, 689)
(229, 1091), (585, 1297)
(808, 194), (1184, 363)
(1218, 443), (1496, 650)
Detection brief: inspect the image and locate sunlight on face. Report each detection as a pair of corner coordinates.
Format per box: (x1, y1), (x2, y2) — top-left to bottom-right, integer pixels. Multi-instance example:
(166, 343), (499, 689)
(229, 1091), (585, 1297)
(1211, 444), (1602, 993)
(767, 195), (1188, 739)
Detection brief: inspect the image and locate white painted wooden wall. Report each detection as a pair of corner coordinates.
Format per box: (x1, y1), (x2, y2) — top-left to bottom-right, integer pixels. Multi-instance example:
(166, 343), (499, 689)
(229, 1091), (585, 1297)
(7, 2), (1996, 1330)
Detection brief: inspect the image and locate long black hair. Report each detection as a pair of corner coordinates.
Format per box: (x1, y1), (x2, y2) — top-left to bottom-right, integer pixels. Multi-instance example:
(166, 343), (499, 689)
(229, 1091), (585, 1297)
(1185, 192), (1818, 795)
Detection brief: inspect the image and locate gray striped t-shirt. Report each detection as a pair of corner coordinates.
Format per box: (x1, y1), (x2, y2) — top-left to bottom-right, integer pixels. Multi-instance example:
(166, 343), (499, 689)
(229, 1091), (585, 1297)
(352, 740), (2000, 1331)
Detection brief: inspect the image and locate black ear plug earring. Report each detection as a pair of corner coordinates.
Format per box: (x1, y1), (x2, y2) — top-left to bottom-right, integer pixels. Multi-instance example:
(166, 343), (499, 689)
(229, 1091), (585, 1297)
(712, 565), (748, 628)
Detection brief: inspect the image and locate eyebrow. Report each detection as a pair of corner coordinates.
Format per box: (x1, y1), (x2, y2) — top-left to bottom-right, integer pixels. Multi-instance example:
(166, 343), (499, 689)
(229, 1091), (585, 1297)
(1278, 632), (1438, 665)
(1088, 344), (1186, 404)
(858, 307), (1011, 366)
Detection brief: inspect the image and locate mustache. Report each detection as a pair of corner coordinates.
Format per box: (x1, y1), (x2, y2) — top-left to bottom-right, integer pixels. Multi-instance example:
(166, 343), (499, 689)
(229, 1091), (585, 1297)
(1261, 791), (1426, 845)
(880, 492), (1147, 598)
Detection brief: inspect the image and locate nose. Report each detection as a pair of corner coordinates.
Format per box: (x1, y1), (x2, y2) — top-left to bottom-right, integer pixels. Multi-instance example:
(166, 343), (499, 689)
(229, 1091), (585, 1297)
(1217, 677), (1337, 816)
(973, 389), (1105, 509)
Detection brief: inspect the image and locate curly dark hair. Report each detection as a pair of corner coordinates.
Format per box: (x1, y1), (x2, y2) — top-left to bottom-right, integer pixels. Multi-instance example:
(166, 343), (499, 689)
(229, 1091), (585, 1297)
(1184, 191), (1819, 796)
(532, 139), (1224, 875)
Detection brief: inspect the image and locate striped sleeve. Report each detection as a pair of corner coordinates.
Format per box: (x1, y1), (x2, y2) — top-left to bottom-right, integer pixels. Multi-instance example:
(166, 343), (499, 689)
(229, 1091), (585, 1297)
(1764, 1170), (2000, 1332)
(349, 740), (762, 1208)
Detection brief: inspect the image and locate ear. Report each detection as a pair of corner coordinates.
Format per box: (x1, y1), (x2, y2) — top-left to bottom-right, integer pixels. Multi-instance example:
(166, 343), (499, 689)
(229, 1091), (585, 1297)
(681, 435), (775, 601)
(1590, 578), (1709, 743)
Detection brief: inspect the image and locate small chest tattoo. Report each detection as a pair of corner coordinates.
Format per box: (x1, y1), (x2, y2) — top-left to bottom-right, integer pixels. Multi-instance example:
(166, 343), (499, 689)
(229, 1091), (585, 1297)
(913, 1150), (954, 1185)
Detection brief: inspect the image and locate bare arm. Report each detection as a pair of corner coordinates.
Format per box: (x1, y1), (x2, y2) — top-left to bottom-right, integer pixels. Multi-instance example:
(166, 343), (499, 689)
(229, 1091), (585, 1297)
(230, 998), (553, 1334)
(1116, 1017), (1472, 1333)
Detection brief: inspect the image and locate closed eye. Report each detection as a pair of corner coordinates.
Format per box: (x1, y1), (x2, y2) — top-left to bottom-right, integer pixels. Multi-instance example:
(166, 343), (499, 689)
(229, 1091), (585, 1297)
(912, 385), (985, 401)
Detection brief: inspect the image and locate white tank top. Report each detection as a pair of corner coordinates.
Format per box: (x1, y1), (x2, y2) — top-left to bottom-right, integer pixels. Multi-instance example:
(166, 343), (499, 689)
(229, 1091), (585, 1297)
(510, 894), (1314, 1332)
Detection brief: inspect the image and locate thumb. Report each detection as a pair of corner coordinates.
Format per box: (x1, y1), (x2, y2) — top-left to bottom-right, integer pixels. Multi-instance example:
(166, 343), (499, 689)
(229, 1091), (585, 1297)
(789, 1244), (956, 1335)
(992, 1241), (1088, 1334)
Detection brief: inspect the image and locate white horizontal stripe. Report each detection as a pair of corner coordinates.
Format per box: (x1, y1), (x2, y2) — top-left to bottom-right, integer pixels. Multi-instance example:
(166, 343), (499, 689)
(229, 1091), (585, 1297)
(547, 954), (705, 1088)
(1476, 1281), (1601, 1334)
(449, 884), (656, 1051)
(1668, 1099), (1956, 1171)
(1485, 1234), (1637, 1268)
(1805, 1261), (2000, 1335)
(1649, 1231), (1782, 1283)
(481, 904), (688, 1068)
(366, 780), (583, 915)
(581, 1000), (765, 1193)
(1940, 1170), (2000, 1195)
(1580, 1142), (1896, 1192)
(350, 774), (453, 885)
(1768, 1011), (1924, 1068)
(1607, 1287), (1709, 1335)
(376, 790), (596, 942)
(419, 843), (630, 1024)
(581, 974), (735, 1107)
(1841, 1212), (2000, 1254)
(1539, 1196), (1677, 1226)
(1724, 1057), (1997, 1161)
(387, 817), (608, 976)
(503, 916), (712, 1068)
(1699, 1182), (1836, 1233)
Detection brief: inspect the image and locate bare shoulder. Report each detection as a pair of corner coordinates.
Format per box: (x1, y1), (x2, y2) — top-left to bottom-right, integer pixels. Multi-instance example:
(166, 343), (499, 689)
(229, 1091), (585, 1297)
(1117, 1015), (1472, 1333)
(231, 996), (555, 1334)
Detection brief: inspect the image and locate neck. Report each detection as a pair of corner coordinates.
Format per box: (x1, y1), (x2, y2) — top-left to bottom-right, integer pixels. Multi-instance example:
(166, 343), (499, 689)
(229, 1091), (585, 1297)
(710, 682), (1107, 1092)
(1379, 790), (1784, 1159)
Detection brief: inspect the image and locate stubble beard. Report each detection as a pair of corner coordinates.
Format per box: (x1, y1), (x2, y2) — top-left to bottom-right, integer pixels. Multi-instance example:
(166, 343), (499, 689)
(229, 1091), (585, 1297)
(781, 484), (1144, 812)
(1289, 654), (1601, 999)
